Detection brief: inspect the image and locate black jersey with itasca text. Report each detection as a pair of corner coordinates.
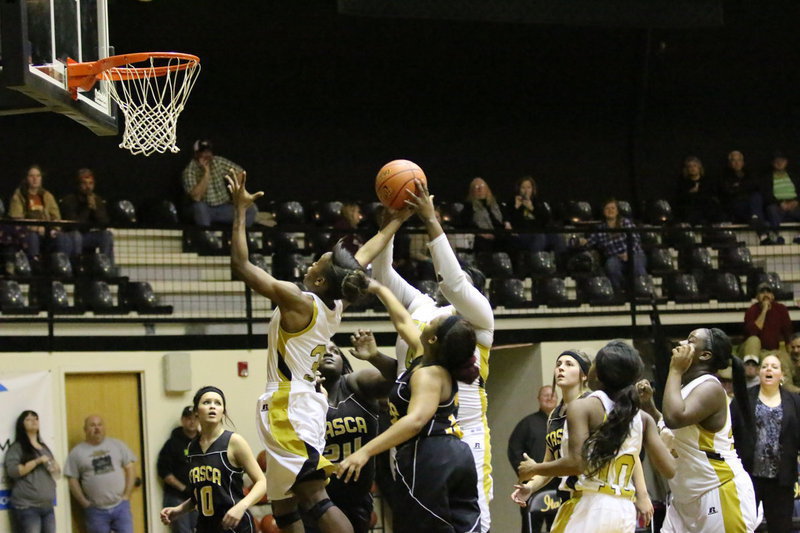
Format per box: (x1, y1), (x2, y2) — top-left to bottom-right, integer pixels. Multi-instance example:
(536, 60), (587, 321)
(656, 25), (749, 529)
(187, 430), (254, 533)
(388, 359), (463, 442)
(324, 377), (379, 498)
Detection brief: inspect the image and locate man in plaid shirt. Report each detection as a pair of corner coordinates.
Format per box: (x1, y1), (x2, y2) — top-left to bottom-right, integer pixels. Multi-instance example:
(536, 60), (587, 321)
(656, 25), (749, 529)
(579, 199), (646, 291)
(182, 139), (258, 227)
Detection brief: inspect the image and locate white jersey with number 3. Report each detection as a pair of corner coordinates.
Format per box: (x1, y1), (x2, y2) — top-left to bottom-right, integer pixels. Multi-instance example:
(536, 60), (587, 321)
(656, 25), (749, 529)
(574, 390), (643, 500)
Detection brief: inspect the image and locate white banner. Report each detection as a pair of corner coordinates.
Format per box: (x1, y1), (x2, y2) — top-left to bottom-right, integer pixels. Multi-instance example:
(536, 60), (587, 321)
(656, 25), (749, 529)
(0, 371), (55, 517)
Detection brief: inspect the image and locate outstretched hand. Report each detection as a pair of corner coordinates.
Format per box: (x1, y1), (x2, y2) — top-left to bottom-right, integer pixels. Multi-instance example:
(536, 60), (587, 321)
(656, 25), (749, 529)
(225, 169), (263, 209)
(405, 179), (436, 222)
(636, 379), (654, 404)
(350, 329), (378, 361)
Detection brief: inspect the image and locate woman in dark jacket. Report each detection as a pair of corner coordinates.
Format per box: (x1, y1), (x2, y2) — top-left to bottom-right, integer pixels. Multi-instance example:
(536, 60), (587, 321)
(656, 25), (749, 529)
(508, 176), (565, 254)
(731, 354), (800, 533)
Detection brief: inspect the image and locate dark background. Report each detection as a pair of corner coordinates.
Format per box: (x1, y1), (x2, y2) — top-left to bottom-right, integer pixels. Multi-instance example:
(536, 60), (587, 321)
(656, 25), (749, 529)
(4, 0), (800, 211)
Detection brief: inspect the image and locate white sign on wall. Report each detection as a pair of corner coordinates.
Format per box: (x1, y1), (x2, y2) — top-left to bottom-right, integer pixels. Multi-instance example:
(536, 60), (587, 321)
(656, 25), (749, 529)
(0, 371), (55, 518)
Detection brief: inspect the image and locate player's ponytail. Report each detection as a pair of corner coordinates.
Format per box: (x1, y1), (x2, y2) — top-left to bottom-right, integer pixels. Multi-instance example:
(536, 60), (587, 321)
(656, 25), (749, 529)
(582, 340), (643, 477)
(324, 240), (365, 301)
(341, 270), (369, 303)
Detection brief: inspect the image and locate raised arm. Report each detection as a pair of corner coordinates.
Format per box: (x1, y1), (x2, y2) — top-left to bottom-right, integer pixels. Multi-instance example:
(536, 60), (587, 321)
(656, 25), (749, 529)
(367, 280), (424, 357)
(661, 345), (727, 429)
(227, 171), (313, 328)
(354, 207), (413, 267)
(406, 181), (493, 331)
(337, 365), (443, 482)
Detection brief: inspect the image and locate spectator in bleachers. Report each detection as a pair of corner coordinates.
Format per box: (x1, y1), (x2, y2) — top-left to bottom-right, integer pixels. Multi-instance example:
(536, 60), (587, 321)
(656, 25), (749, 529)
(719, 150), (763, 224)
(674, 155), (722, 226)
(760, 151), (800, 244)
(60, 168), (114, 264)
(182, 139), (257, 227)
(8, 164), (72, 267)
(508, 176), (565, 254)
(463, 176), (512, 253)
(790, 333), (800, 389)
(578, 198), (646, 293)
(742, 355), (761, 388)
(742, 282), (797, 390)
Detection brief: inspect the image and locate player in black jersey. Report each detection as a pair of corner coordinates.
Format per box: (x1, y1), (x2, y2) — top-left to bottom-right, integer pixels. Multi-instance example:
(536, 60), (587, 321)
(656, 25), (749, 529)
(337, 276), (482, 532)
(160, 386), (266, 533)
(303, 342), (388, 533)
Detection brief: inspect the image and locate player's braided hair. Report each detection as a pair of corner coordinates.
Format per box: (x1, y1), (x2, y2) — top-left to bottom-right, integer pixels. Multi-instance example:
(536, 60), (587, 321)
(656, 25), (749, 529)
(582, 340), (643, 478)
(325, 240), (365, 301)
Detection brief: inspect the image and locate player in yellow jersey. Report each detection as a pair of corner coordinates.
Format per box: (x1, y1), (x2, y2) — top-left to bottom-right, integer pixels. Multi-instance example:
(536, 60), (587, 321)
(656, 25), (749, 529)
(641, 328), (759, 533)
(518, 341), (675, 533)
(229, 171), (376, 533)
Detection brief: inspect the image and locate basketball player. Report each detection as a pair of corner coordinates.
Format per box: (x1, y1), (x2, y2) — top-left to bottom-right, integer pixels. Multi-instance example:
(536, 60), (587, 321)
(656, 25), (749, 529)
(303, 342), (388, 533)
(640, 328), (759, 532)
(228, 170), (366, 533)
(338, 275), (481, 532)
(516, 341), (675, 533)
(513, 349), (658, 530)
(355, 180), (495, 532)
(160, 386), (266, 532)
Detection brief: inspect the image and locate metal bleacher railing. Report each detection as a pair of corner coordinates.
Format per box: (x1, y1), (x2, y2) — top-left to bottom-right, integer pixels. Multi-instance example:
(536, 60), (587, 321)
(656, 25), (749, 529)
(0, 215), (798, 342)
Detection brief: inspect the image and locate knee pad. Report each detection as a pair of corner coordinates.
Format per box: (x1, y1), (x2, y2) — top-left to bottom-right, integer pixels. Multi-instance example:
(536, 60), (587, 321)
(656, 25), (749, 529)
(274, 510), (301, 529)
(307, 498), (334, 521)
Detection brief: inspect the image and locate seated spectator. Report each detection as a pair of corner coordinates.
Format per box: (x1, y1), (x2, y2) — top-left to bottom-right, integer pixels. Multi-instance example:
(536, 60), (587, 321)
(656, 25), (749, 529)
(674, 155), (722, 225)
(742, 355), (761, 388)
(759, 151), (800, 244)
(60, 168), (114, 264)
(332, 201), (364, 255)
(409, 206), (457, 280)
(719, 150), (764, 224)
(8, 164), (72, 266)
(182, 139), (257, 227)
(462, 176), (512, 253)
(578, 198), (646, 292)
(741, 282), (797, 390)
(508, 176), (565, 254)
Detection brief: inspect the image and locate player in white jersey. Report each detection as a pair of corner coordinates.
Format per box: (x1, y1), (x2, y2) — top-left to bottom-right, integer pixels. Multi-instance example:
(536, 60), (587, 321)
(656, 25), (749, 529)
(229, 171), (370, 533)
(518, 341), (675, 533)
(641, 328), (759, 533)
(353, 181), (495, 532)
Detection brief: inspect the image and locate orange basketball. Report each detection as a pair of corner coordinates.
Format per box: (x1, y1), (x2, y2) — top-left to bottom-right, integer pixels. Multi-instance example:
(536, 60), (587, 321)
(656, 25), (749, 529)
(260, 514), (279, 533)
(375, 159), (427, 210)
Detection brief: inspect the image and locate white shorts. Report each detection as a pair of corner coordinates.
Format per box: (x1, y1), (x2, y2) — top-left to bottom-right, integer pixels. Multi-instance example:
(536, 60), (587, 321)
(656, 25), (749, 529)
(552, 491), (636, 533)
(256, 384), (334, 500)
(662, 475), (758, 533)
(461, 422), (492, 533)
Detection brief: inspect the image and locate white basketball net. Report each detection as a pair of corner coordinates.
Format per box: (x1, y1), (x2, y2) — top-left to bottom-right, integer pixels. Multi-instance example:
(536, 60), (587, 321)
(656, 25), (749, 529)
(102, 56), (201, 156)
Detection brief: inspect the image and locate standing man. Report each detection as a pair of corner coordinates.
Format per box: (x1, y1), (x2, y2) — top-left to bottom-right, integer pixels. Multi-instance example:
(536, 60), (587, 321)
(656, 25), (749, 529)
(64, 415), (136, 533)
(182, 139), (257, 227)
(507, 385), (558, 533)
(156, 406), (198, 533)
(60, 168), (114, 263)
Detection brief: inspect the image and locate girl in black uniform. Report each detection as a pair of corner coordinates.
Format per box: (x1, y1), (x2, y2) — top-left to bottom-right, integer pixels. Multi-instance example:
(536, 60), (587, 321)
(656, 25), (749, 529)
(160, 386), (266, 532)
(338, 276), (482, 533)
(304, 342), (388, 533)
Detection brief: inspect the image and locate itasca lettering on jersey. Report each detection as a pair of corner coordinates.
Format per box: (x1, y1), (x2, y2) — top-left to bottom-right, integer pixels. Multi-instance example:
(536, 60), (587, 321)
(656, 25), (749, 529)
(189, 465), (222, 486)
(327, 416), (369, 438)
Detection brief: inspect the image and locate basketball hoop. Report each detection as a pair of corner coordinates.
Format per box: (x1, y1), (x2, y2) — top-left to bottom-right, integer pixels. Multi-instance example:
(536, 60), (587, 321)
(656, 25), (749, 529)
(67, 52), (201, 156)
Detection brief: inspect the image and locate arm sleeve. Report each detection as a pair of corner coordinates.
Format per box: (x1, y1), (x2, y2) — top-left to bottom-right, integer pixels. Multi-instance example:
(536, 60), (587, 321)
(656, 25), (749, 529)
(371, 236), (423, 309)
(118, 439), (136, 466)
(428, 234), (493, 331)
(8, 191), (24, 218)
(181, 163), (198, 194)
(4, 442), (23, 479)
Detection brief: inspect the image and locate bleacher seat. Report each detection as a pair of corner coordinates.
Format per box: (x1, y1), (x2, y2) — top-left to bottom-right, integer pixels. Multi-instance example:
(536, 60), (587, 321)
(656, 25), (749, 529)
(706, 272), (746, 302)
(577, 276), (618, 305)
(666, 273), (707, 303)
(272, 253), (306, 281)
(49, 252), (73, 279)
(617, 200), (633, 220)
(515, 251), (556, 278)
(718, 246), (754, 273)
(79, 280), (117, 313)
(110, 200), (137, 226)
(566, 250), (598, 276)
(477, 252), (514, 279)
(312, 201), (343, 226)
(123, 282), (173, 314)
(273, 233), (301, 253)
(747, 271), (792, 300)
(648, 248), (675, 275)
(702, 228), (738, 248)
(645, 199), (672, 225)
(564, 200), (593, 223)
(666, 224), (698, 249)
(183, 229), (226, 255)
(0, 280), (37, 314)
(678, 247), (712, 271)
(142, 200), (179, 225)
(84, 252), (118, 279)
(640, 231), (661, 250)
(488, 278), (526, 308)
(12, 251), (32, 277)
(275, 201), (306, 225)
(47, 281), (80, 314)
(632, 275), (662, 303)
(306, 232), (332, 256)
(440, 202), (465, 227)
(533, 277), (573, 307)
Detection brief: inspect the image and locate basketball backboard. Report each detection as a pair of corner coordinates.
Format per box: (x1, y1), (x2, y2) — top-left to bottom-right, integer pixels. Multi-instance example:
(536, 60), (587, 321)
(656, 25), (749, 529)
(0, 0), (117, 135)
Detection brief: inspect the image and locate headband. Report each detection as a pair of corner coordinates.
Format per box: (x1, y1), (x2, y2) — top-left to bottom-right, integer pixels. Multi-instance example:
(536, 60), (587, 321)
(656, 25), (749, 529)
(557, 350), (591, 376)
(436, 315), (462, 339)
(194, 386), (226, 409)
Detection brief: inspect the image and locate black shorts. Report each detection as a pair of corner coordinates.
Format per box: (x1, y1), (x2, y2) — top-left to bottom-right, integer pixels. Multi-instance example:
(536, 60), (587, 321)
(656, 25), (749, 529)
(393, 435), (481, 533)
